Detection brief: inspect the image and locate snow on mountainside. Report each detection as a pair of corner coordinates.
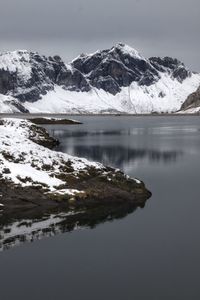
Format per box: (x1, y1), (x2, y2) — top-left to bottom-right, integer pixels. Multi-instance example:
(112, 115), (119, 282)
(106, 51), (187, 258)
(0, 44), (200, 114)
(0, 50), (32, 82)
(25, 75), (200, 114)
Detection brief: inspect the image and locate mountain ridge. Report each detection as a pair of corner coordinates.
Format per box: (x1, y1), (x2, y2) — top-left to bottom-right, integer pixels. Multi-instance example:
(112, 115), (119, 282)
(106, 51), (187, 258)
(0, 44), (199, 114)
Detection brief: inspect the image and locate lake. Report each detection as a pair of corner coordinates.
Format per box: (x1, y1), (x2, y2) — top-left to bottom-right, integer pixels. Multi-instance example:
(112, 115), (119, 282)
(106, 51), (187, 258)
(0, 115), (200, 300)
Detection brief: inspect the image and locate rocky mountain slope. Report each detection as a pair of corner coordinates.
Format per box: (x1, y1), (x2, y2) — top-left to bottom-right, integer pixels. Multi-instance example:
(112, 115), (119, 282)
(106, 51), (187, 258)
(180, 85), (200, 113)
(0, 44), (200, 114)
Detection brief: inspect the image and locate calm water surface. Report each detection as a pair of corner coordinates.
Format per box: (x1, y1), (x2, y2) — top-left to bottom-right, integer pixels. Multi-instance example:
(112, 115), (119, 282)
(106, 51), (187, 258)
(0, 116), (200, 300)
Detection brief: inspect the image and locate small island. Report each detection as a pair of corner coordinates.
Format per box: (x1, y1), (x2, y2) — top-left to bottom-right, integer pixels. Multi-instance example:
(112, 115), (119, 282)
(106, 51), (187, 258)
(0, 118), (151, 216)
(28, 117), (82, 125)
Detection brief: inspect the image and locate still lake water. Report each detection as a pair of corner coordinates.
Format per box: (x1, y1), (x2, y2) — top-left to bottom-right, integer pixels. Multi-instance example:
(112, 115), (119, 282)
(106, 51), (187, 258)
(0, 116), (200, 300)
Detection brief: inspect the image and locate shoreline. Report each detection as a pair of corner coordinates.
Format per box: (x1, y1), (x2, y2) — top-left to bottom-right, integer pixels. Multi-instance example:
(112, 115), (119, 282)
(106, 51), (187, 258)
(0, 112), (200, 118)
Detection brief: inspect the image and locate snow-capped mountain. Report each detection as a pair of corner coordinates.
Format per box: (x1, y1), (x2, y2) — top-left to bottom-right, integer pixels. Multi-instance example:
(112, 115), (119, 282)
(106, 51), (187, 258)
(0, 44), (200, 114)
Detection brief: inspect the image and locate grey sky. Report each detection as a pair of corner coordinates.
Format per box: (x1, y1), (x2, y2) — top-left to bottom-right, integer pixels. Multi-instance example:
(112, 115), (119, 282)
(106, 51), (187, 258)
(0, 0), (199, 71)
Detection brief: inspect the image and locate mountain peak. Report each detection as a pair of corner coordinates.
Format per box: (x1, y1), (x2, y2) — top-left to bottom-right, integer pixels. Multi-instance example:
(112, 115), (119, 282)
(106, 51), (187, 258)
(72, 43), (144, 63)
(111, 43), (144, 60)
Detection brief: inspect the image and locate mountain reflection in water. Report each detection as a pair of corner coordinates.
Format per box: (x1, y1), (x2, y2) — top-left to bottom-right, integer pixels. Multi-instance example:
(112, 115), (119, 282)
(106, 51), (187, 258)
(57, 144), (182, 168)
(50, 128), (183, 168)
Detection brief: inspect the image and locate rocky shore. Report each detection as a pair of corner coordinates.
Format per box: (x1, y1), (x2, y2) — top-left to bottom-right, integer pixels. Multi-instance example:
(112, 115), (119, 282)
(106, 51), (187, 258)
(0, 119), (151, 216)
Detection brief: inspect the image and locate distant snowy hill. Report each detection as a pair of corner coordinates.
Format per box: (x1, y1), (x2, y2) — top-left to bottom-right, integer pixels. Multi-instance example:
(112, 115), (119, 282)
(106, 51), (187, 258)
(0, 44), (200, 114)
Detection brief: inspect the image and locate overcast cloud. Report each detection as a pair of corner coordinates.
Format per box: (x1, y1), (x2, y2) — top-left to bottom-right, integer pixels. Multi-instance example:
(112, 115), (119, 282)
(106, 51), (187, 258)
(0, 0), (199, 70)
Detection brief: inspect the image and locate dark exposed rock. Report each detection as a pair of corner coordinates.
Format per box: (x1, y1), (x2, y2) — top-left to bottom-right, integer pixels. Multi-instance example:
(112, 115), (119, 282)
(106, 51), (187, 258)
(2, 168), (10, 174)
(72, 43), (192, 94)
(72, 44), (161, 93)
(10, 100), (29, 113)
(27, 123), (60, 149)
(172, 66), (190, 82)
(89, 59), (138, 88)
(29, 117), (82, 125)
(57, 67), (90, 92)
(0, 69), (16, 94)
(139, 72), (157, 86)
(91, 75), (121, 95)
(181, 86), (200, 110)
(149, 56), (191, 82)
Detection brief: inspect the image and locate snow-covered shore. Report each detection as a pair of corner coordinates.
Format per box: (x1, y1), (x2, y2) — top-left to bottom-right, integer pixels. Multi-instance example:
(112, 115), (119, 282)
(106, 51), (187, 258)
(0, 118), (103, 194)
(0, 118), (151, 214)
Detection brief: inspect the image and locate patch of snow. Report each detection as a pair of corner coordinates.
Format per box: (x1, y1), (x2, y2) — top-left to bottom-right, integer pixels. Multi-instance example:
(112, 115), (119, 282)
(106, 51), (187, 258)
(65, 63), (74, 72)
(5, 161), (63, 190)
(71, 50), (101, 63)
(0, 50), (32, 82)
(0, 119), (103, 193)
(134, 178), (141, 184)
(112, 43), (145, 60)
(49, 189), (85, 195)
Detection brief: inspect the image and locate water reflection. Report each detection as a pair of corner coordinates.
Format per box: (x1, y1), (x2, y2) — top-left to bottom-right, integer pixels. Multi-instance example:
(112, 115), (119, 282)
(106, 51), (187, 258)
(56, 144), (182, 168)
(46, 126), (200, 138)
(0, 203), (139, 251)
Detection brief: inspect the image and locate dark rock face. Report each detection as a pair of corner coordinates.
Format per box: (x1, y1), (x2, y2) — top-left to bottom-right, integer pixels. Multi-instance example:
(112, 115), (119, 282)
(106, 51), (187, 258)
(92, 75), (121, 95)
(149, 56), (191, 82)
(0, 69), (16, 94)
(0, 50), (91, 105)
(0, 44), (192, 112)
(9, 100), (29, 113)
(57, 67), (90, 92)
(72, 44), (191, 93)
(181, 86), (200, 110)
(72, 44), (161, 91)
